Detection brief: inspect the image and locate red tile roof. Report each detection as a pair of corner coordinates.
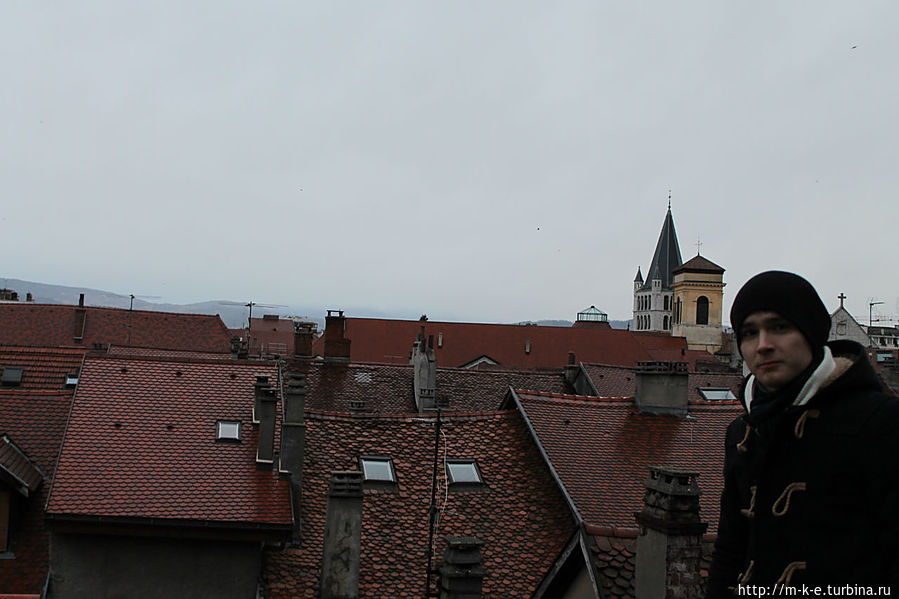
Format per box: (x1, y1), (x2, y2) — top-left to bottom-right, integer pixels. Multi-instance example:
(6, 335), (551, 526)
(581, 363), (743, 402)
(291, 361), (569, 414)
(0, 303), (232, 352)
(45, 356), (291, 528)
(312, 317), (695, 369)
(263, 410), (575, 598)
(0, 390), (74, 594)
(0, 346), (86, 391)
(512, 390), (742, 533)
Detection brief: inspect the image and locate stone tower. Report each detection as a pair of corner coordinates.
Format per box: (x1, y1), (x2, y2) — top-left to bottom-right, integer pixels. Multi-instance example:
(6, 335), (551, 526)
(670, 255), (726, 353)
(633, 205), (683, 332)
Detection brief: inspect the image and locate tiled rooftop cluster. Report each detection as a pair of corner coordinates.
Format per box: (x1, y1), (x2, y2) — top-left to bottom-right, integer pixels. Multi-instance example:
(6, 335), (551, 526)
(263, 410), (575, 598)
(0, 346), (86, 390)
(512, 390), (741, 532)
(582, 362), (742, 402)
(46, 356), (291, 526)
(313, 316), (693, 369)
(0, 303), (233, 352)
(293, 360), (568, 414)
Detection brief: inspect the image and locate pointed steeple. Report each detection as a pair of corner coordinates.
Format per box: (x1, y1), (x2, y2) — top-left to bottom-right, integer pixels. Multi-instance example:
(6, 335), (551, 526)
(634, 267), (644, 284)
(641, 204), (683, 291)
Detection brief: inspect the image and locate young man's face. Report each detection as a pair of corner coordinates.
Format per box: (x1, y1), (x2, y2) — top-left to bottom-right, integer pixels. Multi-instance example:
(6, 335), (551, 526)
(740, 311), (814, 391)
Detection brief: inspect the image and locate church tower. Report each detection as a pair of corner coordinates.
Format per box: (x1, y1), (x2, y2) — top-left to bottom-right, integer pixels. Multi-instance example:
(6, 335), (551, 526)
(671, 255), (726, 353)
(633, 204), (683, 332)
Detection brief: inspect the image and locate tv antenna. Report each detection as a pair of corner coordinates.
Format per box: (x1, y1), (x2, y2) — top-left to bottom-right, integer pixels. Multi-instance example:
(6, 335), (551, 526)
(218, 301), (285, 349)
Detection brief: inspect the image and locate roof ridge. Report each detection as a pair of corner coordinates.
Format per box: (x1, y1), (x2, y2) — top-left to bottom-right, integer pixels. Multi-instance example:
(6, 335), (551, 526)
(305, 409), (517, 422)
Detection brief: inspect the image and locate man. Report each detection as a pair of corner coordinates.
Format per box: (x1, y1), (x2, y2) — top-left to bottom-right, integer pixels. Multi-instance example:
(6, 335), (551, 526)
(707, 271), (898, 597)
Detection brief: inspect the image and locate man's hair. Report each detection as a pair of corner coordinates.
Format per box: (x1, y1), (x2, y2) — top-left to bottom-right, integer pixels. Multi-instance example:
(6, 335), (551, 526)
(730, 271), (831, 350)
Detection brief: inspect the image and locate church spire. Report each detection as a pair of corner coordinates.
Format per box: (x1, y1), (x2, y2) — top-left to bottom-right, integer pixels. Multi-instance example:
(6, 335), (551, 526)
(640, 202), (683, 291)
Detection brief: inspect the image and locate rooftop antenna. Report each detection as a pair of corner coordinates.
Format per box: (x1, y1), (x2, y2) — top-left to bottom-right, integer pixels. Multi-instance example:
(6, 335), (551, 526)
(218, 300), (285, 355)
(870, 300), (884, 328)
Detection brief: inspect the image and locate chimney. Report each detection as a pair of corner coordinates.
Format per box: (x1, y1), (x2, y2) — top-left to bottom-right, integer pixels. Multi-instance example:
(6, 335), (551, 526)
(255, 381), (277, 464)
(634, 467), (707, 599)
(26, 292), (33, 302)
(411, 338), (437, 412)
(253, 376), (271, 422)
(634, 362), (689, 415)
(324, 310), (351, 362)
(438, 537), (485, 599)
(73, 296), (87, 344)
(280, 372), (307, 538)
(320, 471), (364, 599)
(294, 322), (314, 358)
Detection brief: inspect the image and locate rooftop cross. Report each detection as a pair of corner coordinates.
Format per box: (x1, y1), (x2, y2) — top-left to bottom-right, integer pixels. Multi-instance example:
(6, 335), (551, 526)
(838, 293), (847, 308)
(695, 235), (703, 256)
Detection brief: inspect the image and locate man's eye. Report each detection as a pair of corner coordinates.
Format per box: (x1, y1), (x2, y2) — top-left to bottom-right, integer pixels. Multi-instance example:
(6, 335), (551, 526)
(742, 330), (758, 339)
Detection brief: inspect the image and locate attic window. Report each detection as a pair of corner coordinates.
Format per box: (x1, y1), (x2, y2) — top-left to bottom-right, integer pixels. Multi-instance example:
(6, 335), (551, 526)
(216, 420), (242, 442)
(446, 460), (483, 486)
(65, 370), (80, 388)
(699, 388), (736, 401)
(360, 456), (396, 483)
(1, 368), (23, 387)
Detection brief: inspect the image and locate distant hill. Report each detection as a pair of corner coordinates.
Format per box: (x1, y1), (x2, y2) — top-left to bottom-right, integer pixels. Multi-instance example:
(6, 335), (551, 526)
(0, 278), (632, 331)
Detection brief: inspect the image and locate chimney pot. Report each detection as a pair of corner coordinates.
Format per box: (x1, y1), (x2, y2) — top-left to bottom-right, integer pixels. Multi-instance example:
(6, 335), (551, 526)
(634, 466), (707, 599)
(438, 536), (485, 599)
(78, 293), (84, 307)
(321, 471), (364, 599)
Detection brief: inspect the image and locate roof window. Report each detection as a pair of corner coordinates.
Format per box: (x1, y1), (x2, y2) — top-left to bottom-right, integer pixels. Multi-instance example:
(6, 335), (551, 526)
(360, 456), (396, 483)
(215, 420), (242, 442)
(446, 459), (483, 486)
(1, 368), (23, 387)
(65, 369), (80, 389)
(699, 388), (737, 401)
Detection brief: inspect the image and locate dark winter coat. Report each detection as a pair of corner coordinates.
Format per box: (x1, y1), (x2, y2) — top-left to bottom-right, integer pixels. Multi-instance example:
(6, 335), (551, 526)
(706, 340), (899, 597)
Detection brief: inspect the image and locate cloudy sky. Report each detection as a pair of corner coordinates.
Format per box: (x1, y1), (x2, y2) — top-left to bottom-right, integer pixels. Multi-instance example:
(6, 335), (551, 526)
(3, 1), (897, 326)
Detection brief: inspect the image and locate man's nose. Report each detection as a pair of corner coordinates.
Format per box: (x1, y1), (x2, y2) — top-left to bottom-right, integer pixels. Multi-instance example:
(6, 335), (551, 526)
(757, 330), (775, 350)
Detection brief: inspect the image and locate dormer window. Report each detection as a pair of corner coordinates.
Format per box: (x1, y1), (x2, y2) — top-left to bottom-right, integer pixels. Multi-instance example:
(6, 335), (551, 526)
(699, 388), (737, 401)
(215, 420), (241, 441)
(360, 456), (396, 484)
(1, 368), (23, 387)
(446, 459), (484, 486)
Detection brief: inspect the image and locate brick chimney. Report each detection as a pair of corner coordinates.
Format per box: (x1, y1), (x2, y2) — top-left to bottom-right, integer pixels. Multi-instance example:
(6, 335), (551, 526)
(634, 467), (707, 599)
(280, 372), (307, 538)
(412, 337), (437, 412)
(73, 294), (86, 344)
(255, 380), (277, 465)
(320, 471), (364, 599)
(634, 362), (689, 415)
(324, 310), (351, 362)
(294, 322), (315, 358)
(438, 536), (485, 599)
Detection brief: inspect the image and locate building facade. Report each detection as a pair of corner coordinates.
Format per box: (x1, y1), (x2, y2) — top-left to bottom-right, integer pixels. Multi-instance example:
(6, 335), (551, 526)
(671, 255), (726, 353)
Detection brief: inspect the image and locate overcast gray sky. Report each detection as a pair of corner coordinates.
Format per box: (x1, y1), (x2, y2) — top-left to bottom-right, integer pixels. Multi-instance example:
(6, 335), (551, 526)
(3, 1), (897, 326)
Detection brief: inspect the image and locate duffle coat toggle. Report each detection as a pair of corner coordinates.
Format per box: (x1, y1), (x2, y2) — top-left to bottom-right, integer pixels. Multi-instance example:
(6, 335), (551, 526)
(793, 409), (820, 439)
(771, 481), (806, 517)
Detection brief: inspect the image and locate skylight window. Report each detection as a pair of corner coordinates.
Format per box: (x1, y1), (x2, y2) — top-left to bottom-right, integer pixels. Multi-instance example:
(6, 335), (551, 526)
(1, 368), (23, 387)
(216, 420), (241, 441)
(65, 371), (79, 388)
(446, 460), (483, 486)
(360, 456), (396, 483)
(699, 388), (737, 401)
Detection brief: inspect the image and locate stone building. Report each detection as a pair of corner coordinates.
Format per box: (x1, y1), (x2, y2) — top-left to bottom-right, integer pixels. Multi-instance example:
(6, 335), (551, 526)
(633, 205), (683, 332)
(671, 255), (726, 353)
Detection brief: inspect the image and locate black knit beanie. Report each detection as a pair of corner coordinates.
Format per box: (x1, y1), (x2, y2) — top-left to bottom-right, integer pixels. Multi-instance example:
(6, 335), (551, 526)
(730, 271), (831, 353)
